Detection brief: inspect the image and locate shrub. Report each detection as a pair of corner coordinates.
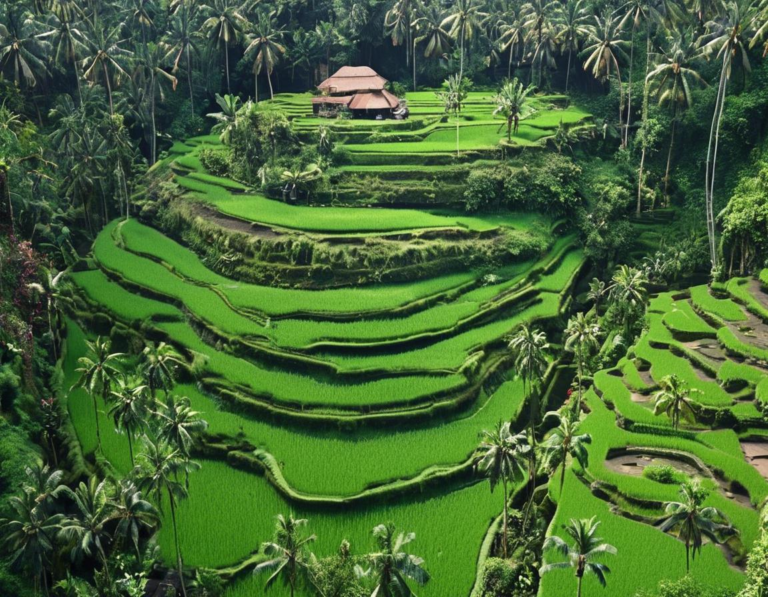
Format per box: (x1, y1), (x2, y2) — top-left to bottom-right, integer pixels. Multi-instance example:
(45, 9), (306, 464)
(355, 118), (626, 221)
(502, 154), (583, 215)
(642, 464), (687, 485)
(464, 170), (501, 212)
(198, 147), (231, 177)
(635, 575), (737, 597)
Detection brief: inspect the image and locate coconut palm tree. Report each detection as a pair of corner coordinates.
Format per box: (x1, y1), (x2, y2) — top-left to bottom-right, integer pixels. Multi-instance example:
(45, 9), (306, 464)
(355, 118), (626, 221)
(608, 264), (648, 334)
(385, 0), (416, 76)
(140, 341), (185, 400)
(110, 479), (159, 558)
(39, 10), (87, 103)
(497, 8), (525, 79)
(244, 12), (286, 101)
(162, 2), (202, 116)
(582, 12), (630, 143)
(58, 477), (115, 585)
(109, 375), (149, 466)
(587, 278), (607, 313)
(652, 374), (699, 429)
(21, 463), (67, 515)
(441, 0), (486, 80)
(554, 0), (590, 92)
(659, 480), (735, 572)
(541, 414), (591, 493)
(540, 517), (617, 597)
(134, 43), (178, 165)
(647, 27), (707, 203)
(699, 0), (762, 271)
(253, 514), (317, 597)
(0, 492), (64, 597)
(79, 17), (133, 116)
(475, 421), (529, 558)
(508, 325), (549, 447)
(521, 0), (560, 87)
(133, 435), (200, 597)
(154, 394), (208, 458)
(202, 0), (247, 93)
(493, 77), (537, 140)
(414, 1), (452, 63)
(73, 336), (125, 453)
(0, 11), (51, 90)
(564, 313), (601, 416)
(359, 522), (430, 596)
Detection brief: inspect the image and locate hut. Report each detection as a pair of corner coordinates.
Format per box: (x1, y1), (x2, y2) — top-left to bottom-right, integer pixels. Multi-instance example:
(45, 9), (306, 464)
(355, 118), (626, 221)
(312, 66), (406, 119)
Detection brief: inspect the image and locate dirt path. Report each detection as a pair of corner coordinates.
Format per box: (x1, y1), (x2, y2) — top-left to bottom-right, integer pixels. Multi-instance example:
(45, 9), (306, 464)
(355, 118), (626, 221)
(190, 203), (283, 239)
(749, 279), (768, 311)
(742, 441), (768, 480)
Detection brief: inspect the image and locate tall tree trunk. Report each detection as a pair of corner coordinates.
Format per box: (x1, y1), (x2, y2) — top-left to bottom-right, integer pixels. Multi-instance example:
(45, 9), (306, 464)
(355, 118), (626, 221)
(565, 46), (572, 93)
(685, 542), (690, 573)
(93, 394), (102, 452)
(457, 34), (464, 158)
(413, 36), (417, 91)
(663, 113), (677, 205)
(705, 55), (729, 272)
(169, 492), (188, 597)
(575, 345), (583, 416)
(559, 458), (566, 492)
(624, 22), (636, 148)
(501, 478), (509, 558)
(636, 34), (651, 215)
(577, 575), (583, 597)
(268, 70), (274, 99)
(128, 433), (134, 467)
(186, 44), (194, 116)
(225, 44), (231, 93)
(103, 61), (114, 116)
(150, 73), (157, 166)
(508, 41), (514, 79)
(255, 67), (259, 102)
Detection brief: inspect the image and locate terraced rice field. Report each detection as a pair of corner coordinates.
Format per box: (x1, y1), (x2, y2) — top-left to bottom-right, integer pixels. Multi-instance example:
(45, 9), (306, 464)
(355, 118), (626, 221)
(543, 281), (768, 596)
(66, 122), (584, 594)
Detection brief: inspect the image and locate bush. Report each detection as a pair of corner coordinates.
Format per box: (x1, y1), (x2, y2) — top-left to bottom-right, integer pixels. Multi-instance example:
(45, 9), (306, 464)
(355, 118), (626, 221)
(642, 464), (687, 485)
(480, 557), (535, 597)
(635, 575), (736, 597)
(464, 170), (501, 212)
(198, 147), (231, 177)
(502, 154), (583, 215)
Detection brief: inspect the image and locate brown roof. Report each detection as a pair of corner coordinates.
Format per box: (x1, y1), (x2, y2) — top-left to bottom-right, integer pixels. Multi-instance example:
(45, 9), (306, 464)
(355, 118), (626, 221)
(311, 95), (353, 105)
(348, 90), (400, 110)
(318, 66), (388, 94)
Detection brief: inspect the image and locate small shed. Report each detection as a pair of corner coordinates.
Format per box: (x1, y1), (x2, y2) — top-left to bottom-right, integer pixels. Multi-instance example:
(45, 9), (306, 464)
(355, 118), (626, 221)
(312, 67), (406, 119)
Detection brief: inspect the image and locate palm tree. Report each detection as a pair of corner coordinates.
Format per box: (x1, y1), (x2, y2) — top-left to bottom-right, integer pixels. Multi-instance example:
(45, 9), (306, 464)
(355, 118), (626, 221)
(133, 435), (200, 597)
(202, 0), (247, 93)
(441, 0), (486, 80)
(281, 163), (322, 203)
(699, 0), (762, 272)
(652, 374), (699, 429)
(647, 27), (707, 204)
(555, 0), (590, 92)
(154, 394), (208, 458)
(508, 325), (549, 447)
(521, 0), (559, 87)
(494, 77), (537, 140)
(162, 2), (202, 116)
(244, 12), (286, 101)
(59, 477), (115, 585)
(385, 0), (416, 82)
(475, 421), (529, 558)
(21, 463), (67, 514)
(79, 18), (133, 116)
(540, 517), (617, 597)
(313, 21), (338, 76)
(253, 514), (317, 597)
(109, 375), (149, 466)
(73, 336), (125, 453)
(582, 12), (630, 143)
(564, 313), (601, 416)
(40, 10), (87, 103)
(435, 73), (467, 156)
(207, 92), (241, 144)
(0, 12), (51, 90)
(0, 493), (64, 596)
(110, 479), (159, 558)
(359, 522), (430, 596)
(659, 481), (734, 572)
(140, 341), (185, 400)
(541, 414), (592, 493)
(134, 43), (178, 165)
(414, 2), (452, 63)
(497, 8), (525, 79)
(287, 28), (317, 86)
(587, 278), (606, 313)
(608, 264), (648, 335)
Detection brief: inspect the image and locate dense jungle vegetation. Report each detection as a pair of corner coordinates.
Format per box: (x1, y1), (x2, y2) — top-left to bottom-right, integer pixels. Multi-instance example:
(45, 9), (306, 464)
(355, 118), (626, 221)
(3, 0), (768, 596)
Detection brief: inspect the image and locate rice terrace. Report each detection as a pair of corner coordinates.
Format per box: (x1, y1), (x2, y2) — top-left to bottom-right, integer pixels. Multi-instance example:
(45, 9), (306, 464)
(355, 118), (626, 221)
(3, 1), (768, 597)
